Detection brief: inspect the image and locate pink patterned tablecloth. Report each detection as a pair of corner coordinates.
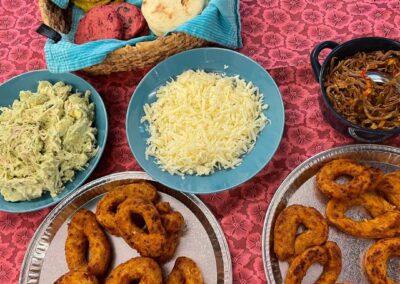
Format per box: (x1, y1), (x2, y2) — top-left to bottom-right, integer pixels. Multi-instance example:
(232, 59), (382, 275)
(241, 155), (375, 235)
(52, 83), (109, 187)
(1, 0), (400, 283)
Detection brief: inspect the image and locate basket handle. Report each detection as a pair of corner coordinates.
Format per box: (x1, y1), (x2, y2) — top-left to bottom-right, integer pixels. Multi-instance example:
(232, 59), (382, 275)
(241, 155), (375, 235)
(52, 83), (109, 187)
(38, 0), (72, 34)
(36, 23), (62, 43)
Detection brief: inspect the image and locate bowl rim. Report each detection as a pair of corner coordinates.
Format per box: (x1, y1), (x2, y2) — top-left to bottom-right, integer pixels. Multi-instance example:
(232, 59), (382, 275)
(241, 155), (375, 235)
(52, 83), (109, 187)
(126, 47), (285, 194)
(318, 36), (400, 135)
(0, 69), (109, 213)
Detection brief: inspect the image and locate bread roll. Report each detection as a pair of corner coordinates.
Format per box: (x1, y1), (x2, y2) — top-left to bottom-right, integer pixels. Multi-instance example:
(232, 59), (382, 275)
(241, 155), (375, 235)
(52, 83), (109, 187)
(142, 0), (206, 36)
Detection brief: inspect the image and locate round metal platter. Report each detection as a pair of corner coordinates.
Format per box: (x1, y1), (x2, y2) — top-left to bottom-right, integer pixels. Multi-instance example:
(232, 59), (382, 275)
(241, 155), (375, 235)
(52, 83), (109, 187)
(262, 144), (400, 284)
(20, 172), (232, 284)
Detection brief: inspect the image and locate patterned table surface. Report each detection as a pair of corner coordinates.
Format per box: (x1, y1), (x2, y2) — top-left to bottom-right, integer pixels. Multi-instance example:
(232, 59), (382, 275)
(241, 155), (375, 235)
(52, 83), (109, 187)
(1, 0), (400, 283)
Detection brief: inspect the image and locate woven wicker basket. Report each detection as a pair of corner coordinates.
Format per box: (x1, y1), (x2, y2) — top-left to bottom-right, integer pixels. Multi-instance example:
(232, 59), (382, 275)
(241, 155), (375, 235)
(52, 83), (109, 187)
(38, 0), (208, 75)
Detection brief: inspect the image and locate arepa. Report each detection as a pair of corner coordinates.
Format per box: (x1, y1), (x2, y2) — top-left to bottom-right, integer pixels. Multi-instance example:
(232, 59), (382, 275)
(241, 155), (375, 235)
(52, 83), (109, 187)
(142, 0), (206, 36)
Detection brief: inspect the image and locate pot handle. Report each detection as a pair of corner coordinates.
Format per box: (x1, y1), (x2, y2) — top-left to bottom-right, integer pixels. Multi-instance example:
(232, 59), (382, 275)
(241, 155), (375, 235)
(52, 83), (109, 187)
(310, 41), (339, 82)
(348, 128), (393, 143)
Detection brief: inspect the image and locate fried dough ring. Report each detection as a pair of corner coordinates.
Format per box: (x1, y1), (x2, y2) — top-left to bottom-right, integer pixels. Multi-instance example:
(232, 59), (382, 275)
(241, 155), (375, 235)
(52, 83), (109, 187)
(105, 257), (163, 284)
(96, 182), (158, 236)
(285, 241), (342, 284)
(274, 205), (329, 261)
(326, 192), (400, 238)
(157, 233), (181, 262)
(155, 202), (185, 262)
(65, 209), (111, 278)
(166, 257), (204, 284)
(156, 201), (185, 234)
(116, 197), (167, 258)
(316, 159), (381, 199)
(54, 271), (99, 284)
(375, 170), (400, 208)
(364, 238), (400, 284)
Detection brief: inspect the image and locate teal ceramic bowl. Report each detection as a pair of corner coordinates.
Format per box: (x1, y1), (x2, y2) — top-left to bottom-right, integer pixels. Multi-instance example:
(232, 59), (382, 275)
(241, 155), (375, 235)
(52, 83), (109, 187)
(126, 48), (284, 194)
(0, 70), (108, 213)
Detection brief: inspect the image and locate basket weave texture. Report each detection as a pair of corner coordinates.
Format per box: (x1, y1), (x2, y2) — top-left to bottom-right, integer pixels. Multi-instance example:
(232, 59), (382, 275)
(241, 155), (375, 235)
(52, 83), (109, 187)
(38, 0), (208, 75)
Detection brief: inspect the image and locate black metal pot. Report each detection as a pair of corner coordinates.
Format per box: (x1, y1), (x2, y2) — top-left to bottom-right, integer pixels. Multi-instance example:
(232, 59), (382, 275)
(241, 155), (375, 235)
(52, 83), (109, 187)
(310, 37), (400, 143)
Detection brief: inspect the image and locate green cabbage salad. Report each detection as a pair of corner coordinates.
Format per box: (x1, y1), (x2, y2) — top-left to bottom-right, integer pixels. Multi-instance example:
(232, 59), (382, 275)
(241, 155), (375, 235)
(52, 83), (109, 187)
(0, 81), (98, 202)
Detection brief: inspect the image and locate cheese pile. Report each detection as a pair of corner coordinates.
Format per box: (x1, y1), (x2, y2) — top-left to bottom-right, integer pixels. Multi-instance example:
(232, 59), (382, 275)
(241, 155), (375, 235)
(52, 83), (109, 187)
(141, 70), (269, 176)
(0, 81), (97, 202)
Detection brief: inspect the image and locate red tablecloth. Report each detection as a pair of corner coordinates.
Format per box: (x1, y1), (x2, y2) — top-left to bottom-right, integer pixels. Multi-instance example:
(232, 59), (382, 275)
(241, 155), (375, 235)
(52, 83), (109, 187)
(1, 0), (399, 283)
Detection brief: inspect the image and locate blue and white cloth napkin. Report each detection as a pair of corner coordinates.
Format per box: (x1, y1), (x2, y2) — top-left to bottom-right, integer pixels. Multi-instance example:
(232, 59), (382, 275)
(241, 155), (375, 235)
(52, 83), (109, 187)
(45, 0), (242, 73)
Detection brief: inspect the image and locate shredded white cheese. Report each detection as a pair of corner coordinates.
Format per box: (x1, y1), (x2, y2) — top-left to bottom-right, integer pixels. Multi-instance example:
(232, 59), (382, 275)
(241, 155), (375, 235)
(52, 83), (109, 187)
(141, 70), (269, 176)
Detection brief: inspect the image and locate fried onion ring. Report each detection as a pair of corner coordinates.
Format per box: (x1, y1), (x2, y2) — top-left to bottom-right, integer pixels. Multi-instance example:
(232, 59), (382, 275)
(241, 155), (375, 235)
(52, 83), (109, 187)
(316, 159), (381, 199)
(364, 238), (400, 284)
(274, 205), (328, 261)
(285, 241), (342, 284)
(105, 257), (163, 284)
(166, 257), (204, 284)
(54, 271), (99, 284)
(326, 192), (400, 238)
(65, 209), (111, 278)
(96, 182), (158, 236)
(116, 197), (167, 258)
(374, 170), (400, 208)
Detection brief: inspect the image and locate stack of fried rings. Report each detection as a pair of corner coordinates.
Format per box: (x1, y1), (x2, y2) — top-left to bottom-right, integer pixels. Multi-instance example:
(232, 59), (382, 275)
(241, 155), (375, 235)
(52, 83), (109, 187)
(96, 182), (185, 261)
(273, 159), (400, 283)
(57, 181), (204, 284)
(318, 159), (400, 283)
(317, 160), (400, 239)
(273, 204), (341, 283)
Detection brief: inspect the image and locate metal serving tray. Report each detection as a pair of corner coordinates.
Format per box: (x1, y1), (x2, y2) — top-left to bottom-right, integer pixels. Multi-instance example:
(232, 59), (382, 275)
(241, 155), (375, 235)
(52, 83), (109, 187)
(262, 144), (400, 284)
(20, 172), (232, 283)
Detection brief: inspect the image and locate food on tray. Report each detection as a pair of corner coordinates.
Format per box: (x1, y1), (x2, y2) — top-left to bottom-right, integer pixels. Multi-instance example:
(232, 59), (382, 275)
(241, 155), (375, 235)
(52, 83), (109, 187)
(285, 241), (342, 284)
(56, 181), (199, 283)
(156, 201), (185, 234)
(273, 204), (328, 261)
(363, 238), (400, 284)
(324, 50), (400, 130)
(155, 201), (184, 262)
(54, 270), (99, 284)
(142, 0), (206, 36)
(96, 182), (159, 236)
(72, 0), (123, 12)
(273, 157), (400, 282)
(105, 257), (163, 284)
(166, 257), (204, 284)
(374, 170), (400, 208)
(141, 69), (268, 176)
(111, 2), (147, 40)
(0, 81), (97, 202)
(65, 209), (111, 277)
(116, 197), (167, 257)
(116, 197), (183, 261)
(316, 159), (381, 199)
(326, 192), (400, 238)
